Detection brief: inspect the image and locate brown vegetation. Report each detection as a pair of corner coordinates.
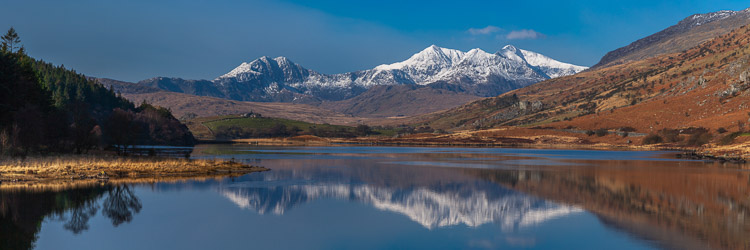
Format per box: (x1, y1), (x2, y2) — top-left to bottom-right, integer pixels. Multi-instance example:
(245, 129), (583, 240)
(400, 23), (750, 159)
(472, 159), (750, 249)
(0, 155), (268, 186)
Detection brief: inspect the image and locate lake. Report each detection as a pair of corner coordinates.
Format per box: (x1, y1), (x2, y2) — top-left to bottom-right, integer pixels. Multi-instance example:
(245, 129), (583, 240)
(2, 145), (749, 250)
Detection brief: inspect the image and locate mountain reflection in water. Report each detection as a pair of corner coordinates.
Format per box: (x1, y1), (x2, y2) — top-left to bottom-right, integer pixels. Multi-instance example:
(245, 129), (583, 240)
(219, 178), (582, 230)
(1, 146), (749, 250)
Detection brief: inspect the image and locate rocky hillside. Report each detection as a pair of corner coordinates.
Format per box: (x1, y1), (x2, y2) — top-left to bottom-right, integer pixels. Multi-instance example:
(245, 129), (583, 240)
(424, 23), (750, 136)
(593, 7), (750, 68)
(319, 84), (482, 118)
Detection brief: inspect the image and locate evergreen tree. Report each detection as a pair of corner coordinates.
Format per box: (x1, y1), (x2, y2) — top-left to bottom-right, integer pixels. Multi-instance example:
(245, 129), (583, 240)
(1, 27), (21, 53)
(1, 26), (195, 156)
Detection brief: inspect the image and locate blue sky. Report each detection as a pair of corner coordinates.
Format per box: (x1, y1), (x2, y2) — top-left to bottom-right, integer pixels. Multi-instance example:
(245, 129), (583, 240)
(1, 0), (748, 82)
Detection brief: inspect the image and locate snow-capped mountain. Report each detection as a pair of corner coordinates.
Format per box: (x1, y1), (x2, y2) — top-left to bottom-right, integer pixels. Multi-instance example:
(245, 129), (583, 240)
(501, 45), (588, 78)
(139, 45), (587, 102)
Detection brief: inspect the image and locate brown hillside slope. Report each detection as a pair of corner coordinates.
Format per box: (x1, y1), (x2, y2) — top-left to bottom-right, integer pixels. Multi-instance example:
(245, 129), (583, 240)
(425, 24), (750, 136)
(593, 8), (750, 68)
(98, 78), (385, 126)
(320, 84), (481, 118)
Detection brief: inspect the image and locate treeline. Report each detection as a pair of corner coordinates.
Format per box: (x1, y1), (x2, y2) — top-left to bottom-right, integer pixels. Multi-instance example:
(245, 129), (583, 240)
(214, 123), (377, 139)
(0, 28), (194, 156)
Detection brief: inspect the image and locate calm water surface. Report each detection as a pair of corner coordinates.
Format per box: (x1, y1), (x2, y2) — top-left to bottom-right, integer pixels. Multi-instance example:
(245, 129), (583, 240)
(3, 146), (749, 250)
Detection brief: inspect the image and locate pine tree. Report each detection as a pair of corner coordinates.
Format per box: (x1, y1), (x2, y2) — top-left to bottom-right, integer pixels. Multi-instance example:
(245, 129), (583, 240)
(1, 27), (21, 53)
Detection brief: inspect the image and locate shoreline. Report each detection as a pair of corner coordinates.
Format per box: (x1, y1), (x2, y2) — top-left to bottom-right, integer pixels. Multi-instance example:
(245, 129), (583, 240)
(215, 135), (750, 163)
(0, 155), (269, 188)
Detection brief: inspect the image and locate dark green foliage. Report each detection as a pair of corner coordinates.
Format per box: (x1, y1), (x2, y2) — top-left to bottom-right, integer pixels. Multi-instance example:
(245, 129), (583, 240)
(642, 134), (664, 144)
(585, 130), (596, 136)
(214, 122), (356, 139)
(105, 108), (138, 153)
(206, 116), (366, 139)
(310, 127), (357, 138)
(1, 27), (21, 53)
(355, 124), (373, 136)
(105, 105), (195, 151)
(0, 28), (194, 155)
(0, 49), (52, 155)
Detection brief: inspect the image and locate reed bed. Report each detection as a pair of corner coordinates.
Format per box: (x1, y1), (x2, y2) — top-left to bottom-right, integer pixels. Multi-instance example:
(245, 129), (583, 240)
(0, 155), (267, 186)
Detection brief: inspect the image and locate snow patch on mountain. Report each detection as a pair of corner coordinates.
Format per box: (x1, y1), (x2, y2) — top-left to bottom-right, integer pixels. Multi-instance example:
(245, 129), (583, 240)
(505, 45), (589, 78)
(690, 10), (736, 26)
(205, 45), (587, 101)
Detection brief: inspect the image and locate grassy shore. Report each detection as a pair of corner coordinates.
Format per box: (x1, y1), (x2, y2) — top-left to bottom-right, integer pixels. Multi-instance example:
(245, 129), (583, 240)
(0, 155), (268, 187)
(225, 127), (750, 162)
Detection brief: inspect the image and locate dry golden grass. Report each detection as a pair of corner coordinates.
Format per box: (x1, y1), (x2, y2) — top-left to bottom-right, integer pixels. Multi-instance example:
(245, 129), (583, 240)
(0, 155), (268, 186)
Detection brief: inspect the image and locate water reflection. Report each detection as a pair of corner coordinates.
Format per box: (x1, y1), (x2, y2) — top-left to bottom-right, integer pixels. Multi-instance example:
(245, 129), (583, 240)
(200, 146), (749, 249)
(467, 160), (750, 250)
(0, 184), (142, 249)
(2, 146), (749, 250)
(220, 175), (581, 230)
(101, 185), (142, 227)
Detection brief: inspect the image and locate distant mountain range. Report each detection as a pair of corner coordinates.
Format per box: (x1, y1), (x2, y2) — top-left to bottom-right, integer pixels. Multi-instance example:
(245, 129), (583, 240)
(102, 8), (750, 121)
(137, 45), (586, 103)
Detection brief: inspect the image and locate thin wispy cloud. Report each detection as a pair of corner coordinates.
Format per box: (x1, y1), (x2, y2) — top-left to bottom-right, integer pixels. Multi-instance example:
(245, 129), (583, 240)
(506, 29), (546, 40)
(468, 25), (502, 35)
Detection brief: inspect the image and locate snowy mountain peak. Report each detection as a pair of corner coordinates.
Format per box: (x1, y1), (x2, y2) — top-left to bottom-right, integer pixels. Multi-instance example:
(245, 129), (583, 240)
(461, 48), (497, 63)
(513, 48), (588, 78)
(497, 45), (526, 63)
(217, 61), (258, 80)
(216, 56), (306, 81)
(375, 45), (465, 71)
(209, 44), (587, 101)
(502, 44), (518, 52)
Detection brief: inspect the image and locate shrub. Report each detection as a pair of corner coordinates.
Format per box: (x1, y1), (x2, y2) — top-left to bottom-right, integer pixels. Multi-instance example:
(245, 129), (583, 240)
(719, 132), (743, 145)
(595, 128), (608, 137)
(585, 130), (595, 136)
(355, 124), (372, 136)
(685, 131), (712, 146)
(642, 134), (663, 145)
(658, 128), (682, 142)
(717, 127), (728, 134)
(619, 127), (637, 132)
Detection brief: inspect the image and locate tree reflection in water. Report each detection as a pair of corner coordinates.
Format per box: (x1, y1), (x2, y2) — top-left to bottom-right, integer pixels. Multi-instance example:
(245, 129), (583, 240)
(62, 199), (99, 234)
(101, 185), (142, 227)
(0, 184), (143, 250)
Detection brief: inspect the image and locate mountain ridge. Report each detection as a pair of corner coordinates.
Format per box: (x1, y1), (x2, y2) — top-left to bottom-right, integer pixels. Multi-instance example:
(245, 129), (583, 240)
(138, 45), (587, 103)
(593, 7), (750, 68)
